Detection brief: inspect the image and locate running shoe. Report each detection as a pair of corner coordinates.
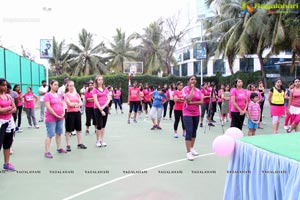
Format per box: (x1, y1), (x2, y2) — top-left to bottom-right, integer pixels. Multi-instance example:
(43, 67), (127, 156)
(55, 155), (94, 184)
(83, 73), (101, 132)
(85, 130), (89, 135)
(208, 123), (215, 127)
(3, 163), (16, 171)
(100, 141), (107, 147)
(66, 145), (72, 152)
(200, 123), (203, 127)
(57, 148), (67, 153)
(127, 120), (130, 124)
(150, 126), (156, 130)
(173, 133), (179, 138)
(96, 142), (102, 147)
(186, 152), (194, 161)
(190, 148), (199, 156)
(35, 125), (40, 129)
(17, 127), (23, 132)
(211, 119), (217, 123)
(133, 119), (137, 123)
(156, 126), (162, 130)
(44, 152), (53, 158)
(77, 144), (87, 149)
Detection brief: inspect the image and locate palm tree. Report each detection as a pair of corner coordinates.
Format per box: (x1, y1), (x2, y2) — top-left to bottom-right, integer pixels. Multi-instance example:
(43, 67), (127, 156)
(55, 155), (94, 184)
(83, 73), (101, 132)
(205, 0), (243, 75)
(105, 28), (138, 73)
(205, 0), (286, 87)
(68, 28), (107, 76)
(136, 22), (168, 75)
(48, 37), (71, 76)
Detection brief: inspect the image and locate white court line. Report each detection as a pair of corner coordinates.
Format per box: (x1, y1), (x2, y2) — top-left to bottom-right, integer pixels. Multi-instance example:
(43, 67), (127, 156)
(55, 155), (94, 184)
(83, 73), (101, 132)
(62, 152), (215, 200)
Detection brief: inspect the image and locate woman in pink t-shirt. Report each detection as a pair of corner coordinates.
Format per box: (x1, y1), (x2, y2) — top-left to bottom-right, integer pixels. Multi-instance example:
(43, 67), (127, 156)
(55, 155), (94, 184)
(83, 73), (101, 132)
(85, 82), (96, 134)
(64, 80), (86, 151)
(44, 80), (66, 158)
(93, 75), (110, 147)
(23, 87), (39, 128)
(127, 81), (140, 124)
(113, 87), (123, 114)
(230, 78), (248, 130)
(173, 81), (185, 138)
(182, 75), (203, 161)
(142, 83), (152, 117)
(287, 78), (300, 132)
(12, 84), (23, 132)
(0, 78), (17, 171)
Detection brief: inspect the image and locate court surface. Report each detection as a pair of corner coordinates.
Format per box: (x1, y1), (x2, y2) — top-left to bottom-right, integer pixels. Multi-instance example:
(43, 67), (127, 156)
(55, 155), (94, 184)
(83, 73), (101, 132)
(0, 104), (278, 200)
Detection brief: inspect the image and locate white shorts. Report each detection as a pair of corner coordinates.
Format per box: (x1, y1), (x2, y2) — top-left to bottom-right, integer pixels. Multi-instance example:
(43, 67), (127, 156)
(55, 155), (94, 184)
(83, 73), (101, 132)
(150, 107), (163, 120)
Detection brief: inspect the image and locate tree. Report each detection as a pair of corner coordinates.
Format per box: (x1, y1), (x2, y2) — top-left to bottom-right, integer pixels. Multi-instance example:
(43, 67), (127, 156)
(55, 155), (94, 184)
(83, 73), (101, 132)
(48, 37), (71, 76)
(162, 13), (191, 74)
(68, 28), (108, 76)
(105, 28), (138, 73)
(136, 22), (168, 75)
(205, 0), (288, 87)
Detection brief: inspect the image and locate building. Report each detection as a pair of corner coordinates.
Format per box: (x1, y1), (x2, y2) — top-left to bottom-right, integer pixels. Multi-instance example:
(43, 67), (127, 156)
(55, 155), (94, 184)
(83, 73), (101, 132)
(172, 0), (294, 83)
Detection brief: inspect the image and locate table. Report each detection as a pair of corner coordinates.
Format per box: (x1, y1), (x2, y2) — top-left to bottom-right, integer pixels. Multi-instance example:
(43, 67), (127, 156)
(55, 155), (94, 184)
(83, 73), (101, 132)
(223, 133), (300, 200)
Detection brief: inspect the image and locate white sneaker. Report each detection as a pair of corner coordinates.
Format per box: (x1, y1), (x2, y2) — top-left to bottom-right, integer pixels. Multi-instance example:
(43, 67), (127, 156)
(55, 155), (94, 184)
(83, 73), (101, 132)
(173, 133), (178, 138)
(186, 152), (194, 161)
(96, 142), (102, 147)
(18, 128), (23, 132)
(101, 141), (107, 147)
(35, 125), (40, 129)
(190, 148), (199, 156)
(28, 126), (33, 128)
(284, 126), (289, 130)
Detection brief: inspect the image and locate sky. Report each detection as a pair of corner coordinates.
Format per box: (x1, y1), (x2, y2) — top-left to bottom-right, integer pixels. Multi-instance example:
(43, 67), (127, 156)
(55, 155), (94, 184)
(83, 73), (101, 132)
(0, 0), (189, 67)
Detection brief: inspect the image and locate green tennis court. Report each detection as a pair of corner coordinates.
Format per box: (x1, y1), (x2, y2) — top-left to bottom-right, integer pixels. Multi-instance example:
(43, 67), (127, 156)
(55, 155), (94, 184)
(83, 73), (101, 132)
(0, 105), (277, 200)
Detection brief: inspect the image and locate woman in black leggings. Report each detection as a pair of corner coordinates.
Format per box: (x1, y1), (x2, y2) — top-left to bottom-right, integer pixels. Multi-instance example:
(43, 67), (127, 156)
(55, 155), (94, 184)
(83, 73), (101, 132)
(173, 81), (185, 138)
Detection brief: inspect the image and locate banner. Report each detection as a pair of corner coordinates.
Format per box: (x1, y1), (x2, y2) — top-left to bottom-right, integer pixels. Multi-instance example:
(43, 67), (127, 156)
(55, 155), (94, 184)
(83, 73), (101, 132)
(40, 39), (53, 59)
(194, 42), (207, 60)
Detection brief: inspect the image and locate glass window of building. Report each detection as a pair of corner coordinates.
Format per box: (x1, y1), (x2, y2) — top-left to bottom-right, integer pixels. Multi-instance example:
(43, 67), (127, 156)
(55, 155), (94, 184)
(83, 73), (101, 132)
(213, 59), (225, 74)
(240, 58), (254, 72)
(173, 65), (180, 76)
(264, 58), (280, 74)
(181, 63), (188, 76)
(194, 61), (207, 76)
(183, 49), (190, 61)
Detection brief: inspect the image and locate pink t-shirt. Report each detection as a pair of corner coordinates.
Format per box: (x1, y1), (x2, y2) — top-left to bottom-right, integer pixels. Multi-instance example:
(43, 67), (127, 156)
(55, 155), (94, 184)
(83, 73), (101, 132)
(218, 89), (223, 103)
(23, 92), (35, 108)
(16, 92), (23, 106)
(44, 92), (64, 122)
(113, 90), (121, 99)
(0, 94), (13, 120)
(182, 86), (202, 116)
(129, 87), (140, 101)
(65, 92), (81, 112)
(248, 101), (261, 121)
(173, 90), (184, 110)
(201, 88), (210, 104)
(84, 91), (94, 108)
(291, 89), (300, 107)
(230, 88), (247, 112)
(247, 90), (262, 103)
(143, 88), (152, 102)
(93, 88), (109, 108)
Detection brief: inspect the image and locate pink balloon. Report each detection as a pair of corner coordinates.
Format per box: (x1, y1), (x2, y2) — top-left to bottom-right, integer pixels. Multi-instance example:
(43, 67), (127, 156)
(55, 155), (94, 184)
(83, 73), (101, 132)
(224, 127), (244, 140)
(212, 135), (235, 156)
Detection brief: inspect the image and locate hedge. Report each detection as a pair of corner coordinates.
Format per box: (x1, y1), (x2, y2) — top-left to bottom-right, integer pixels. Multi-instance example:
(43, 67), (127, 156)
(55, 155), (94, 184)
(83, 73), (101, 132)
(50, 71), (266, 103)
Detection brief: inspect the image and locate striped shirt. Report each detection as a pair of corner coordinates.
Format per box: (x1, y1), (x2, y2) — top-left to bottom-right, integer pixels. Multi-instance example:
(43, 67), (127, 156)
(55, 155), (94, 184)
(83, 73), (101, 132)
(248, 101), (261, 121)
